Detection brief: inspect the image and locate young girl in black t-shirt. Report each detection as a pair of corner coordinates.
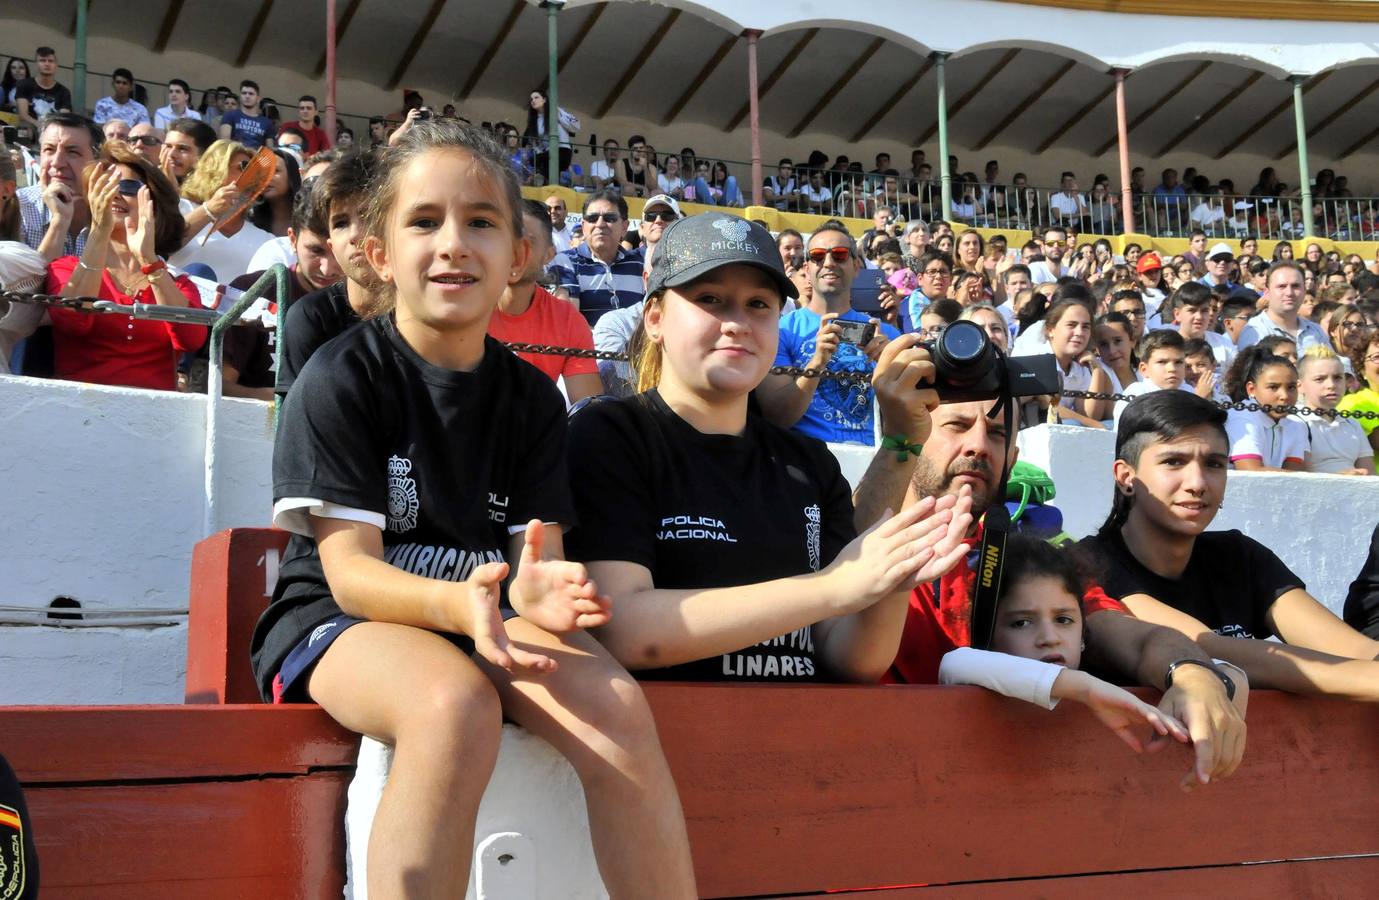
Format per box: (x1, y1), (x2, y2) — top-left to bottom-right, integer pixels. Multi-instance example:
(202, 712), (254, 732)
(566, 214), (973, 683)
(250, 121), (695, 897)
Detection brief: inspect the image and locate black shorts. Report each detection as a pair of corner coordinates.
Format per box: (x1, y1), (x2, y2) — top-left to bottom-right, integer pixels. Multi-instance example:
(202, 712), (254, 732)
(271, 613), (478, 704)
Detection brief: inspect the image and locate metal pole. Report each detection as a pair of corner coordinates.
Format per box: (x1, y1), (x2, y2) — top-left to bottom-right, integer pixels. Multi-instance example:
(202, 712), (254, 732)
(544, 1), (562, 188)
(73, 0), (89, 112)
(747, 29), (763, 208)
(1114, 68), (1134, 235)
(935, 52), (952, 224)
(325, 0), (338, 144)
(1291, 75), (1315, 239)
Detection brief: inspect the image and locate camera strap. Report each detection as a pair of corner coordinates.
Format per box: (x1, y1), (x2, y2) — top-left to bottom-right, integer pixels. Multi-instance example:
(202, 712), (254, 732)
(969, 390), (1016, 651)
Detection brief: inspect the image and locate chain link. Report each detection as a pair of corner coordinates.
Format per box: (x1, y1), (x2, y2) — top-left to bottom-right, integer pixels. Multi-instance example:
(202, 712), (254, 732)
(8, 291), (1375, 413)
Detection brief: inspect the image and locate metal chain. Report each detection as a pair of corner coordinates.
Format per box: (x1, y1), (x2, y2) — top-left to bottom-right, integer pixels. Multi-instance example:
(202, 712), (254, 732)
(8, 291), (1373, 413)
(1060, 388), (1379, 422)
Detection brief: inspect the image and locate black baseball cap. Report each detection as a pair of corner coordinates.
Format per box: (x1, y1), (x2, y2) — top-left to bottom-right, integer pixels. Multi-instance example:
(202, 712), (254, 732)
(646, 213), (798, 302)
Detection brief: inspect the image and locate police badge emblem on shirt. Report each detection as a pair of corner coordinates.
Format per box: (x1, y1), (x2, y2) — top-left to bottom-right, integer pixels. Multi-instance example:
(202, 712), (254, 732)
(0, 803), (28, 900)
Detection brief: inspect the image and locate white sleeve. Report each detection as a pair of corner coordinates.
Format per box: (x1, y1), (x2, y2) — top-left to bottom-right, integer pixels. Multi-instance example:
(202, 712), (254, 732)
(1283, 417), (1310, 464)
(1226, 412), (1264, 461)
(273, 497), (386, 536)
(938, 646), (1063, 709)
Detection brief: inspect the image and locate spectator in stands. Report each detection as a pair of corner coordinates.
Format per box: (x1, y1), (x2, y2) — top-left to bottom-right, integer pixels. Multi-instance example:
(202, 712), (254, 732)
(616, 137), (657, 199)
(938, 535), (1192, 747)
(335, 127), (354, 150)
(567, 211), (972, 686)
(1028, 226), (1067, 284)
(1038, 298), (1103, 428)
(1337, 330), (1379, 464)
(127, 123), (162, 165)
(1, 57), (29, 114)
(1048, 172), (1088, 231)
(248, 148), (302, 244)
(278, 96), (331, 154)
(102, 119), (131, 145)
(1182, 338), (1220, 400)
(219, 80), (274, 150)
(1151, 168), (1189, 235)
(1221, 347), (1307, 470)
(1198, 243), (1239, 290)
(919, 297), (961, 339)
(1172, 283), (1236, 371)
(1083, 390), (1379, 706)
(152, 79), (199, 130)
(14, 47), (72, 137)
(1239, 262), (1330, 352)
(763, 158), (799, 211)
(92, 69), (150, 127)
(276, 126), (306, 163)
(689, 160), (741, 208)
(159, 117), (215, 186)
(957, 303), (1009, 353)
(1094, 311), (1141, 396)
(219, 186), (341, 400)
(254, 121), (696, 898)
(1296, 346), (1374, 475)
(1111, 289), (1149, 342)
(549, 190), (643, 327)
(524, 88), (579, 178)
(758, 222), (899, 446)
(1330, 305), (1372, 367)
(638, 194), (680, 269)
(1112, 330), (1191, 427)
(657, 155), (686, 200)
(18, 112), (99, 262)
(47, 142), (204, 390)
(544, 194), (574, 254)
(171, 139), (275, 282)
(776, 228), (804, 271)
(1190, 190), (1228, 236)
(884, 393), (1247, 789)
(275, 149), (376, 398)
(487, 199), (602, 403)
(589, 139), (620, 191)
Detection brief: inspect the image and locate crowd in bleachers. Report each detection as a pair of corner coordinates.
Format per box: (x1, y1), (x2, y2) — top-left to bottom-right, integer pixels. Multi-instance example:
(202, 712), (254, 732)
(7, 42), (1379, 897)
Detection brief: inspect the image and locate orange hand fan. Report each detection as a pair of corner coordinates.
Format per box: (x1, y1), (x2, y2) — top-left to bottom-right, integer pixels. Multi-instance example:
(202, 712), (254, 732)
(201, 146), (276, 245)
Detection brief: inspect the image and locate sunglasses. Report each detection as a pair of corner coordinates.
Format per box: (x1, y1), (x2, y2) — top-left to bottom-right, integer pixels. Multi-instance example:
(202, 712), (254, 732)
(132, 135), (162, 147)
(585, 212), (621, 224)
(642, 211), (677, 223)
(116, 178), (144, 196)
(807, 246), (851, 264)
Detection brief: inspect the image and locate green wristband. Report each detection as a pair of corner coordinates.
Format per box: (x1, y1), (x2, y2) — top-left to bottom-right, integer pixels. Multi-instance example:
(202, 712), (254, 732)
(880, 434), (924, 462)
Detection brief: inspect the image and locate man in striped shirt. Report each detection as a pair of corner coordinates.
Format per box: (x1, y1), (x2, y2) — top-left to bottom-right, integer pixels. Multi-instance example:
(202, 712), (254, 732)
(550, 190), (644, 327)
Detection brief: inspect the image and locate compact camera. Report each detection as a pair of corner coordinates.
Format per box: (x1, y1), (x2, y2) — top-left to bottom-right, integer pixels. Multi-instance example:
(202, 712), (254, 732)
(835, 319), (876, 347)
(919, 320), (1059, 402)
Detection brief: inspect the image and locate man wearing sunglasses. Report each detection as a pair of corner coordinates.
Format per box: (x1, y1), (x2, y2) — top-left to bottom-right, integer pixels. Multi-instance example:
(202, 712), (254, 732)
(550, 190), (646, 327)
(127, 123), (164, 166)
(758, 223), (900, 446)
(638, 194), (680, 272)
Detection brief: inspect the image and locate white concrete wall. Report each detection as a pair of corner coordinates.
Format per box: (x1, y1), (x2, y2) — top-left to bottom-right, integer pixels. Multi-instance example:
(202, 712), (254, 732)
(0, 374), (273, 705)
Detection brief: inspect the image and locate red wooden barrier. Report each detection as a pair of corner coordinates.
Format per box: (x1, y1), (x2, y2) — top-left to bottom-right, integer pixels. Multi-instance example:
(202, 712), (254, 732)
(6, 528), (1378, 897)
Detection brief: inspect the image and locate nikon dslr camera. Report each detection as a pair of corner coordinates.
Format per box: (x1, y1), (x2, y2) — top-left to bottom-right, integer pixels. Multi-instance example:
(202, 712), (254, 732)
(919, 320), (1060, 402)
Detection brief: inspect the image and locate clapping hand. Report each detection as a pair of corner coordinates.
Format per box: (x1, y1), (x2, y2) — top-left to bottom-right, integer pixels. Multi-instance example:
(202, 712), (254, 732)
(508, 520), (612, 634)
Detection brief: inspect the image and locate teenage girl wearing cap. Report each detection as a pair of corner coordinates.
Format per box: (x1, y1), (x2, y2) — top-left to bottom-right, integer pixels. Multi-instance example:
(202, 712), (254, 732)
(565, 214), (973, 683)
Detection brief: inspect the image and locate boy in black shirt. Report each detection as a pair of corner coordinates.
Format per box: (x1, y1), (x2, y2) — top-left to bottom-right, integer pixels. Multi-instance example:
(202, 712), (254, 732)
(1081, 390), (1379, 701)
(276, 150), (375, 398)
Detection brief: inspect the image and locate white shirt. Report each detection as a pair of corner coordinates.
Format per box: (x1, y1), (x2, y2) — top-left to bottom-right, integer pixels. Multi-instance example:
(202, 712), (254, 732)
(800, 183), (832, 207)
(551, 220), (574, 255)
(1096, 359), (1142, 396)
(1226, 407), (1309, 468)
(1049, 192), (1085, 217)
(590, 160), (617, 185)
(657, 174), (684, 196)
(246, 235), (296, 273)
(1028, 260), (1067, 285)
(1011, 320), (1051, 356)
(1113, 380), (1195, 429)
(1056, 359), (1092, 410)
(154, 105), (202, 130)
(1297, 412), (1372, 474)
(1191, 203), (1226, 228)
(169, 218), (276, 284)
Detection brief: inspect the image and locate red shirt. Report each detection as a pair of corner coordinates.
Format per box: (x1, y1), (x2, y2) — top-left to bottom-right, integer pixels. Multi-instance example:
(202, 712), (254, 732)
(278, 123), (332, 155)
(885, 526), (1127, 685)
(487, 286), (599, 384)
(46, 256), (207, 391)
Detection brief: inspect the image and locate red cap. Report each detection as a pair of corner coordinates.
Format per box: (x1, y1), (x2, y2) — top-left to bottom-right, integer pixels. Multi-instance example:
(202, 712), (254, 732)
(1136, 251), (1163, 274)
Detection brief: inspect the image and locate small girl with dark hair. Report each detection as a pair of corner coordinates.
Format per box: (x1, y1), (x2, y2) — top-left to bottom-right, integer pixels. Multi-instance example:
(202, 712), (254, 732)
(939, 535), (1188, 752)
(1222, 345), (1307, 470)
(251, 119), (696, 897)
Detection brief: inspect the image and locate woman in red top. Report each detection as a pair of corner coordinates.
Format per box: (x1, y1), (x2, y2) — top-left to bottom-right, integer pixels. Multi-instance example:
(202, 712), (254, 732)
(47, 142), (205, 391)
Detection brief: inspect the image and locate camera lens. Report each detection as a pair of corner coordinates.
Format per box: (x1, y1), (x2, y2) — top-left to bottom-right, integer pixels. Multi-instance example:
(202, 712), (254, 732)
(939, 320), (986, 364)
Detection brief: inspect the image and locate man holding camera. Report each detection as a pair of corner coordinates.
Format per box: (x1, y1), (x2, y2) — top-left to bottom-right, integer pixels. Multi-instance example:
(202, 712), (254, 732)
(758, 223), (898, 446)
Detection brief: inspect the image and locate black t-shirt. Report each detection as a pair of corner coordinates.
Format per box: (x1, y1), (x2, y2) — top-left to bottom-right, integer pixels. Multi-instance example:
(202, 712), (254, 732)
(223, 268), (313, 390)
(1079, 528), (1304, 640)
(275, 282), (357, 397)
(15, 78), (71, 119)
(250, 316), (576, 699)
(564, 390), (857, 682)
(1344, 521), (1379, 639)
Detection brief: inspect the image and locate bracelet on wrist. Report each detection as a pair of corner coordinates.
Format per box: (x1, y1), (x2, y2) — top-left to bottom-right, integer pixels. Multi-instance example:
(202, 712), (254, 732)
(76, 258), (102, 275)
(880, 434), (924, 463)
(1164, 658), (1236, 701)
